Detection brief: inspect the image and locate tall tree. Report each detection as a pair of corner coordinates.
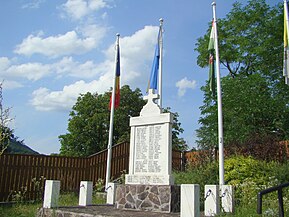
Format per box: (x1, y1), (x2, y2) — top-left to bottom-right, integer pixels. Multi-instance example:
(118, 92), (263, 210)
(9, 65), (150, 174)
(59, 85), (146, 157)
(0, 82), (13, 155)
(59, 85), (187, 157)
(195, 1), (289, 150)
(196, 0), (282, 80)
(163, 108), (188, 151)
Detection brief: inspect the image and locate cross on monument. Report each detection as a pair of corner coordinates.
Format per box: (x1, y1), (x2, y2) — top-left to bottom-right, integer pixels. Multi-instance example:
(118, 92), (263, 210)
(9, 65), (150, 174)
(140, 89), (161, 116)
(144, 89), (159, 104)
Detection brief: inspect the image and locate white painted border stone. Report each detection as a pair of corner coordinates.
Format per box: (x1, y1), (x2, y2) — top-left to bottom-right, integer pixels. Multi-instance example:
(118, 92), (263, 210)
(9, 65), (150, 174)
(43, 180), (60, 208)
(204, 185), (220, 216)
(79, 181), (93, 206)
(221, 185), (234, 213)
(106, 182), (119, 205)
(181, 184), (200, 217)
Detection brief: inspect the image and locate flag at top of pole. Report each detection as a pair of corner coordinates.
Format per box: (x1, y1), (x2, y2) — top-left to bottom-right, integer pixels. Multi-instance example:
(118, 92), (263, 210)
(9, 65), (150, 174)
(109, 36), (121, 109)
(208, 20), (216, 97)
(283, 0), (289, 85)
(211, 1), (225, 186)
(147, 18), (163, 108)
(148, 30), (160, 90)
(105, 33), (121, 190)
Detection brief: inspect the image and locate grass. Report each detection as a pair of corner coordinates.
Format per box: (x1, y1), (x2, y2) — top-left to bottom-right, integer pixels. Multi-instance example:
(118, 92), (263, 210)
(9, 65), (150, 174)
(0, 192), (106, 217)
(1, 191), (289, 217)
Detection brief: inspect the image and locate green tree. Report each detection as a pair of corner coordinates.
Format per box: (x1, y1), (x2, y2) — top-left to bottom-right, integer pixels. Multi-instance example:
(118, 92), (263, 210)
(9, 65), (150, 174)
(59, 85), (146, 157)
(195, 1), (289, 150)
(197, 75), (289, 149)
(196, 0), (282, 80)
(163, 108), (188, 151)
(59, 85), (187, 157)
(0, 82), (13, 155)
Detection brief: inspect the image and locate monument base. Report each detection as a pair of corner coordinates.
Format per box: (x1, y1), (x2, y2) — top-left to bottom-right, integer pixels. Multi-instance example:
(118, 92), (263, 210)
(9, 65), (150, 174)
(115, 184), (180, 213)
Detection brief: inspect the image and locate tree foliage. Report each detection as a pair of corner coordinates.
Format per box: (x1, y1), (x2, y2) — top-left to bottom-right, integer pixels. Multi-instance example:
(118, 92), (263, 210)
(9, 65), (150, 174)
(195, 0), (289, 150)
(196, 0), (282, 80)
(59, 85), (145, 157)
(163, 108), (188, 151)
(0, 82), (13, 155)
(59, 85), (187, 157)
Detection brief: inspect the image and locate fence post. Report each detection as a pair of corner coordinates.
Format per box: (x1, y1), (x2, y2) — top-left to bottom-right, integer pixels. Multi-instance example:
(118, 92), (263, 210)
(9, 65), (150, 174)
(278, 189), (284, 217)
(257, 192), (262, 214)
(181, 151), (186, 172)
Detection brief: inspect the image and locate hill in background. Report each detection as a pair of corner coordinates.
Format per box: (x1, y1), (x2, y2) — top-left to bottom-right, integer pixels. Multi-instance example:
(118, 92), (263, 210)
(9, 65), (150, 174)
(5, 139), (39, 155)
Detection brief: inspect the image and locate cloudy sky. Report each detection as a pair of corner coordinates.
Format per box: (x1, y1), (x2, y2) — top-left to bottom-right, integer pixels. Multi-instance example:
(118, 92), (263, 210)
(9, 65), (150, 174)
(1, 0), (277, 154)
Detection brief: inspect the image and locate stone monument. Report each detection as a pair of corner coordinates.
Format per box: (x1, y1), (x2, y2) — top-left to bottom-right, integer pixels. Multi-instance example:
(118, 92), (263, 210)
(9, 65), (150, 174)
(115, 89), (180, 213)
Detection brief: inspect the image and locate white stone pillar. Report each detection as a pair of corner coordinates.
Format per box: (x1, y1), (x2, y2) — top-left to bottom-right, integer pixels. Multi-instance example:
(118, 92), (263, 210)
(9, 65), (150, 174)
(181, 184), (200, 217)
(43, 180), (60, 208)
(106, 182), (119, 205)
(221, 185), (234, 213)
(79, 181), (93, 206)
(204, 185), (220, 216)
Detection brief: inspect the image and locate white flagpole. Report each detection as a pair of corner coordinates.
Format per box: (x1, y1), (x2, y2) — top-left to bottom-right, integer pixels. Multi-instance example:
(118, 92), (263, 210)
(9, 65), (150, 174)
(158, 18), (163, 109)
(105, 33), (120, 190)
(212, 2), (224, 186)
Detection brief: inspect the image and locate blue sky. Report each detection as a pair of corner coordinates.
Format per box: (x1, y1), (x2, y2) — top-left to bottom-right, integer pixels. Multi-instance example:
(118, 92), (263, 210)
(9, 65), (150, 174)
(1, 0), (278, 154)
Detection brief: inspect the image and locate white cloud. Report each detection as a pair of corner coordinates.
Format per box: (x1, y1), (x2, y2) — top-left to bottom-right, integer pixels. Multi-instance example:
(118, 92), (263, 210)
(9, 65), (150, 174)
(0, 56), (53, 81)
(6, 62), (51, 81)
(31, 79), (110, 111)
(62, 0), (108, 20)
(176, 77), (197, 97)
(22, 0), (45, 9)
(53, 56), (99, 78)
(0, 57), (11, 71)
(112, 25), (159, 85)
(14, 26), (107, 58)
(2, 80), (24, 90)
(0, 56), (102, 81)
(30, 25), (160, 111)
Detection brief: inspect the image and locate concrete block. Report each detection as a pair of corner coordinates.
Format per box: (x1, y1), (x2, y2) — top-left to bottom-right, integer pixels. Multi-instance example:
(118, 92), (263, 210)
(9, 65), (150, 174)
(221, 185), (234, 213)
(79, 181), (93, 206)
(106, 182), (119, 205)
(181, 184), (200, 217)
(204, 185), (220, 216)
(43, 180), (60, 208)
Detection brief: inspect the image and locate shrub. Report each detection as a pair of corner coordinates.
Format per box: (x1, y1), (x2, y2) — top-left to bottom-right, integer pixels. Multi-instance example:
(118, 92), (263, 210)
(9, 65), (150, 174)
(94, 178), (104, 192)
(224, 156), (289, 216)
(174, 160), (219, 210)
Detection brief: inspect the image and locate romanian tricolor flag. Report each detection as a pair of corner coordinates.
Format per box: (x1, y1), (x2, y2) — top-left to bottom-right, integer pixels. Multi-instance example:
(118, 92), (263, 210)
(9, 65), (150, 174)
(109, 43), (120, 109)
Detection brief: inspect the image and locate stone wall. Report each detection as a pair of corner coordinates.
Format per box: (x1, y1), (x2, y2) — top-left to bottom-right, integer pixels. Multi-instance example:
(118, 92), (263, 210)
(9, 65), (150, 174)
(115, 184), (180, 213)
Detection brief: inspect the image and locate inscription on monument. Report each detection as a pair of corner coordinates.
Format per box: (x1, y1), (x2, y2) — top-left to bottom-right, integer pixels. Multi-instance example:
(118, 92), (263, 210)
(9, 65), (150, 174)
(134, 124), (163, 174)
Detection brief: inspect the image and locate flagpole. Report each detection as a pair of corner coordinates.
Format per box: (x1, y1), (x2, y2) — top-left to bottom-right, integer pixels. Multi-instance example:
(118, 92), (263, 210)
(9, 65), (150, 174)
(158, 18), (163, 109)
(212, 2), (224, 186)
(105, 33), (120, 190)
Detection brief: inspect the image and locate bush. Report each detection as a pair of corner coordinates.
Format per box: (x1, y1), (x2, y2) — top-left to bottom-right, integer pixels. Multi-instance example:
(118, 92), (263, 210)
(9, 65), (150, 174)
(174, 160), (219, 209)
(175, 155), (289, 214)
(224, 156), (289, 216)
(224, 156), (279, 205)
